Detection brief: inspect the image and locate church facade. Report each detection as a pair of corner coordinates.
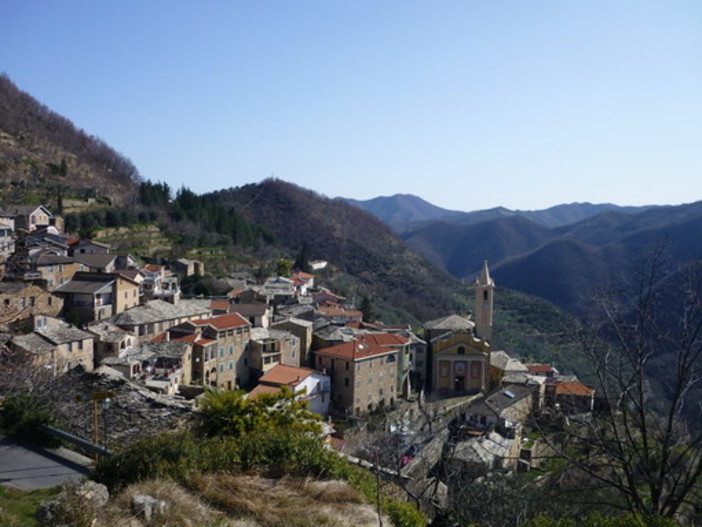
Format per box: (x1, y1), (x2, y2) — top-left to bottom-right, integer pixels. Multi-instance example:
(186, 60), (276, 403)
(425, 260), (495, 395)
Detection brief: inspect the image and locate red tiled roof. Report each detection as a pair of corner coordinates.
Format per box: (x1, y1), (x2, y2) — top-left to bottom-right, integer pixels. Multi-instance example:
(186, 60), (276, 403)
(151, 332), (198, 345)
(555, 381), (595, 396)
(259, 364), (318, 387)
(248, 384), (282, 399)
(316, 333), (408, 361)
(527, 364), (555, 373)
(209, 300), (230, 311)
(317, 305), (363, 318)
(192, 312), (250, 330)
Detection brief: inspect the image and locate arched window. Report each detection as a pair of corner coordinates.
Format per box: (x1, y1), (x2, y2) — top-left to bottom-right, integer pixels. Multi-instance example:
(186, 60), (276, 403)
(457, 346), (466, 355)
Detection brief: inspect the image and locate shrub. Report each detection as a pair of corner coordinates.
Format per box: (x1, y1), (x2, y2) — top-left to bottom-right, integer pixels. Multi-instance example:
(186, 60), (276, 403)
(0, 393), (60, 447)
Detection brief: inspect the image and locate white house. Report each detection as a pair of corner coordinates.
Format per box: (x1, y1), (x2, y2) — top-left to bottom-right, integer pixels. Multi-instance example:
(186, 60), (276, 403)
(248, 364), (330, 417)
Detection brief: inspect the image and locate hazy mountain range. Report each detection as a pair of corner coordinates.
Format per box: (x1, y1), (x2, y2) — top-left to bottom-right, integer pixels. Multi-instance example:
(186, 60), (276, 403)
(344, 194), (702, 314)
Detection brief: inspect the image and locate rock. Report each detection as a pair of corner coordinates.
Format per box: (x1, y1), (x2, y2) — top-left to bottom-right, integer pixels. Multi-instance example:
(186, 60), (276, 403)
(36, 499), (60, 524)
(75, 480), (110, 507)
(132, 494), (169, 521)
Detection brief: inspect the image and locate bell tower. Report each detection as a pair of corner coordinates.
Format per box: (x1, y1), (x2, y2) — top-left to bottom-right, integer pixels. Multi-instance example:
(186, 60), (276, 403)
(474, 260), (495, 342)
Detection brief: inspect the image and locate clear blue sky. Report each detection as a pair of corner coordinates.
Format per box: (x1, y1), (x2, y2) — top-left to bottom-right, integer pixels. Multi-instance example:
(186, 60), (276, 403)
(3, 1), (701, 211)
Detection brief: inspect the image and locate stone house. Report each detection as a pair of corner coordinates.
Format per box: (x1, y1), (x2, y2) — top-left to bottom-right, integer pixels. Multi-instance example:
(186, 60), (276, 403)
(72, 254), (120, 273)
(54, 271), (140, 324)
(165, 312), (251, 390)
(271, 316), (314, 366)
(248, 327), (301, 377)
(86, 321), (136, 363)
(231, 303), (273, 328)
(10, 205), (55, 232)
(463, 384), (534, 439)
(172, 258), (205, 277)
(0, 281), (63, 326)
(249, 364), (330, 417)
(0, 214), (15, 258)
(31, 253), (84, 290)
(550, 381), (595, 414)
(110, 298), (211, 343)
(290, 271), (315, 296)
(315, 333), (407, 416)
(316, 305), (363, 325)
(68, 239), (110, 256)
(9, 316), (94, 374)
(489, 350), (528, 388)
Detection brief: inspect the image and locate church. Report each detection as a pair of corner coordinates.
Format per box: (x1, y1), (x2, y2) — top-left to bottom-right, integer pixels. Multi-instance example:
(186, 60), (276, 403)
(424, 260), (494, 394)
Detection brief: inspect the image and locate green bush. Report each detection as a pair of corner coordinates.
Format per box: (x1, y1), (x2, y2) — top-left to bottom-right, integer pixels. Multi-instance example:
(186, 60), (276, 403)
(0, 393), (60, 447)
(91, 431), (238, 490)
(384, 500), (427, 527)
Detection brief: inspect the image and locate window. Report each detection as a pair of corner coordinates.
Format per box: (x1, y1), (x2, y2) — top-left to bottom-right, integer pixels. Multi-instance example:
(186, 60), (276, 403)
(219, 347), (224, 358)
(229, 345), (234, 355)
(457, 346), (466, 355)
(29, 297), (35, 307)
(471, 361), (482, 379)
(229, 361), (234, 370)
(344, 377), (349, 387)
(439, 362), (449, 377)
(19, 297), (25, 308)
(219, 364), (224, 372)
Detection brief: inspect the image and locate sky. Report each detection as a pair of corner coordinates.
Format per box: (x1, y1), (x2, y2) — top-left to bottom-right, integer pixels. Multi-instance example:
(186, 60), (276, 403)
(3, 1), (702, 211)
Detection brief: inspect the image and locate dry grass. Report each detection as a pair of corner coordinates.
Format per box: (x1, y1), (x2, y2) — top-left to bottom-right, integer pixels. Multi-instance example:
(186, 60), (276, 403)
(192, 474), (386, 527)
(84, 476), (387, 527)
(95, 479), (230, 527)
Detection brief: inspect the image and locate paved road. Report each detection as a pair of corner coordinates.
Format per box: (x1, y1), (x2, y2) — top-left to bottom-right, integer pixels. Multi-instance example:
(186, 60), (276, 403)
(0, 435), (92, 490)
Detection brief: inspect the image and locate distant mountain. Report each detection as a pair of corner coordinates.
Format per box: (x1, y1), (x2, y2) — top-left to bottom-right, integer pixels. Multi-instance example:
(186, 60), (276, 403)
(400, 200), (702, 314)
(343, 194), (463, 228)
(345, 193), (656, 232)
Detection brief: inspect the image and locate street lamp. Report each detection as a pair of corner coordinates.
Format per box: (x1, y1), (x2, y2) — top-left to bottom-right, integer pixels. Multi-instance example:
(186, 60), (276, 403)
(100, 397), (112, 450)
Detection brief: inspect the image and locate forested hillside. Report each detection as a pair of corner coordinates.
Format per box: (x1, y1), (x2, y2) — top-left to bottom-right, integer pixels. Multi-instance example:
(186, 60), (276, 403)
(0, 75), (141, 208)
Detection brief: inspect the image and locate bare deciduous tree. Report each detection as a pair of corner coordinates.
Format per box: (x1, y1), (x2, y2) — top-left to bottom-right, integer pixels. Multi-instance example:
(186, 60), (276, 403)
(543, 249), (702, 521)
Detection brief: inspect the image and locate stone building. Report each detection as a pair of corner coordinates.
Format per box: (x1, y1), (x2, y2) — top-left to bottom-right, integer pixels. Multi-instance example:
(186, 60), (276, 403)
(315, 333), (409, 416)
(9, 316), (94, 373)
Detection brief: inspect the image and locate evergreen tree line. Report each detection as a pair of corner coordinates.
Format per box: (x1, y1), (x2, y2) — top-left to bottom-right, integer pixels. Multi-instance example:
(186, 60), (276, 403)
(166, 185), (273, 249)
(64, 207), (157, 236)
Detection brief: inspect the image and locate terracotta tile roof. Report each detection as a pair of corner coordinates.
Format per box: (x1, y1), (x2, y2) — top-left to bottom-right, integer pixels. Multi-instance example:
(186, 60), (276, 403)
(317, 305), (363, 318)
(555, 381), (595, 396)
(316, 333), (408, 361)
(151, 332), (198, 345)
(192, 312), (250, 330)
(258, 364), (317, 387)
(527, 364), (555, 374)
(248, 384), (281, 399)
(209, 300), (230, 311)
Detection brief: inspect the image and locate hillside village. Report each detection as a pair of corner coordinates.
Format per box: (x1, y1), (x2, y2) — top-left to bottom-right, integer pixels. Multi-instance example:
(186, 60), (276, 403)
(0, 203), (600, 514)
